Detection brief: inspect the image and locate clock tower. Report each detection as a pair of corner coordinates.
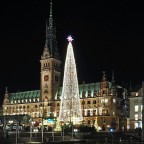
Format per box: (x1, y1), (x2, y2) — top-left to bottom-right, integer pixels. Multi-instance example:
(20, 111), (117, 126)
(40, 0), (61, 117)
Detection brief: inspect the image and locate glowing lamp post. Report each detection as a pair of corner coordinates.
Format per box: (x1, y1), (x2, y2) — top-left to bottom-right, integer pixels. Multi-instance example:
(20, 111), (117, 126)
(33, 128), (38, 137)
(9, 120), (13, 131)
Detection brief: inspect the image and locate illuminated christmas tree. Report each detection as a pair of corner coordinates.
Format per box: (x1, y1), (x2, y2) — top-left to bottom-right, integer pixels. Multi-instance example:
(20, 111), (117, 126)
(58, 35), (83, 124)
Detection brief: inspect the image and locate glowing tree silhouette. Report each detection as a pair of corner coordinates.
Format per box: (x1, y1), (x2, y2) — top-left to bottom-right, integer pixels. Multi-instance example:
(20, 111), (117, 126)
(58, 35), (83, 124)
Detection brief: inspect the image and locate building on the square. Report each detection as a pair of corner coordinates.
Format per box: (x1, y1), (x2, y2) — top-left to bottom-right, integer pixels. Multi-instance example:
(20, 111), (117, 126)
(129, 84), (143, 129)
(2, 1), (127, 131)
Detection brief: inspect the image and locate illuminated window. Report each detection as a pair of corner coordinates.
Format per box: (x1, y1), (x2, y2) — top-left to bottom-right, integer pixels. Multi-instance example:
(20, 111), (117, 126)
(99, 108), (102, 115)
(134, 122), (138, 128)
(141, 105), (143, 111)
(90, 110), (93, 116)
(135, 105), (139, 112)
(136, 93), (138, 96)
(113, 99), (116, 103)
(37, 98), (39, 102)
(105, 99), (108, 103)
(135, 114), (138, 120)
(101, 99), (104, 103)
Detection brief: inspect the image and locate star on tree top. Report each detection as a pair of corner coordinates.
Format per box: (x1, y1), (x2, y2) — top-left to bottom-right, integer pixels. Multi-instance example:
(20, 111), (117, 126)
(67, 35), (73, 42)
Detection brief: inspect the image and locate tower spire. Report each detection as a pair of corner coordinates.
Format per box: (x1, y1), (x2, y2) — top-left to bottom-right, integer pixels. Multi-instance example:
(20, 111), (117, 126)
(44, 21), (49, 48)
(41, 0), (59, 59)
(102, 71), (107, 81)
(49, 0), (53, 28)
(111, 70), (115, 83)
(5, 86), (8, 94)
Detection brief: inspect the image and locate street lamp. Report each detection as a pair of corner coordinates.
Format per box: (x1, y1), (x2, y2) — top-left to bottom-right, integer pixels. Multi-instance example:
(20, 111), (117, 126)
(3, 110), (6, 139)
(40, 102), (44, 143)
(9, 120), (13, 131)
(30, 119), (35, 141)
(61, 122), (64, 141)
(74, 128), (78, 137)
(15, 119), (19, 144)
(29, 119), (32, 142)
(33, 128), (38, 137)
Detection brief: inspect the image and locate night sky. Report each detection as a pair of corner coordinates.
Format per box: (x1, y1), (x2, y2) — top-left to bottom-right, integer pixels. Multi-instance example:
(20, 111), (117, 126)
(0, 0), (143, 104)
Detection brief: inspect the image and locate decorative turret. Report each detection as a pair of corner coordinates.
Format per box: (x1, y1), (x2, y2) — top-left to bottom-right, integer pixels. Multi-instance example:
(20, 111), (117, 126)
(99, 71), (109, 96)
(3, 87), (9, 105)
(127, 80), (132, 96)
(93, 83), (97, 97)
(100, 71), (108, 89)
(82, 81), (85, 98)
(110, 71), (117, 95)
(102, 71), (107, 82)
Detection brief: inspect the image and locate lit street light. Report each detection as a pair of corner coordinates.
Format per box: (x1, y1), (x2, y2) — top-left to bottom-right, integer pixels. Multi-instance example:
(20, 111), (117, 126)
(33, 128), (38, 137)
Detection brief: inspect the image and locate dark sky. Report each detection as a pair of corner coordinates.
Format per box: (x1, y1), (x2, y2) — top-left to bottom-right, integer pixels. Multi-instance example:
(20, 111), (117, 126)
(0, 0), (144, 103)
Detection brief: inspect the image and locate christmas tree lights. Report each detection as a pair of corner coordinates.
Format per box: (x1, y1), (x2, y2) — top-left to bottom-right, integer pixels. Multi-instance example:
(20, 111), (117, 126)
(58, 35), (83, 124)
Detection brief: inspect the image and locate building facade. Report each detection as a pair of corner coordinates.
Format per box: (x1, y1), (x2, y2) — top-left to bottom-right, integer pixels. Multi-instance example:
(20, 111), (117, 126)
(129, 84), (143, 129)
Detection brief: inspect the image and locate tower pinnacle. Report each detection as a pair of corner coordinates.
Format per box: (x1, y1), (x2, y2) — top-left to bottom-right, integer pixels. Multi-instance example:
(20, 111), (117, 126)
(41, 0), (59, 59)
(49, 0), (53, 27)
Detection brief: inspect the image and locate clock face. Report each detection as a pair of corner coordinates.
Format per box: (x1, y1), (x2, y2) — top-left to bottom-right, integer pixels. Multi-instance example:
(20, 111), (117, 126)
(44, 75), (49, 81)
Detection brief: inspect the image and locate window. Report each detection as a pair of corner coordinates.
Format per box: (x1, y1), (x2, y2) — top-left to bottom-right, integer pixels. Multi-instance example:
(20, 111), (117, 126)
(135, 114), (138, 120)
(87, 110), (90, 116)
(135, 105), (139, 112)
(141, 105), (143, 112)
(135, 99), (138, 104)
(93, 110), (96, 116)
(113, 99), (116, 103)
(90, 110), (93, 116)
(101, 99), (104, 103)
(87, 101), (91, 104)
(105, 99), (108, 103)
(82, 101), (85, 105)
(93, 100), (96, 104)
(55, 76), (58, 82)
(135, 122), (138, 128)
(84, 110), (87, 116)
(99, 108), (102, 115)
